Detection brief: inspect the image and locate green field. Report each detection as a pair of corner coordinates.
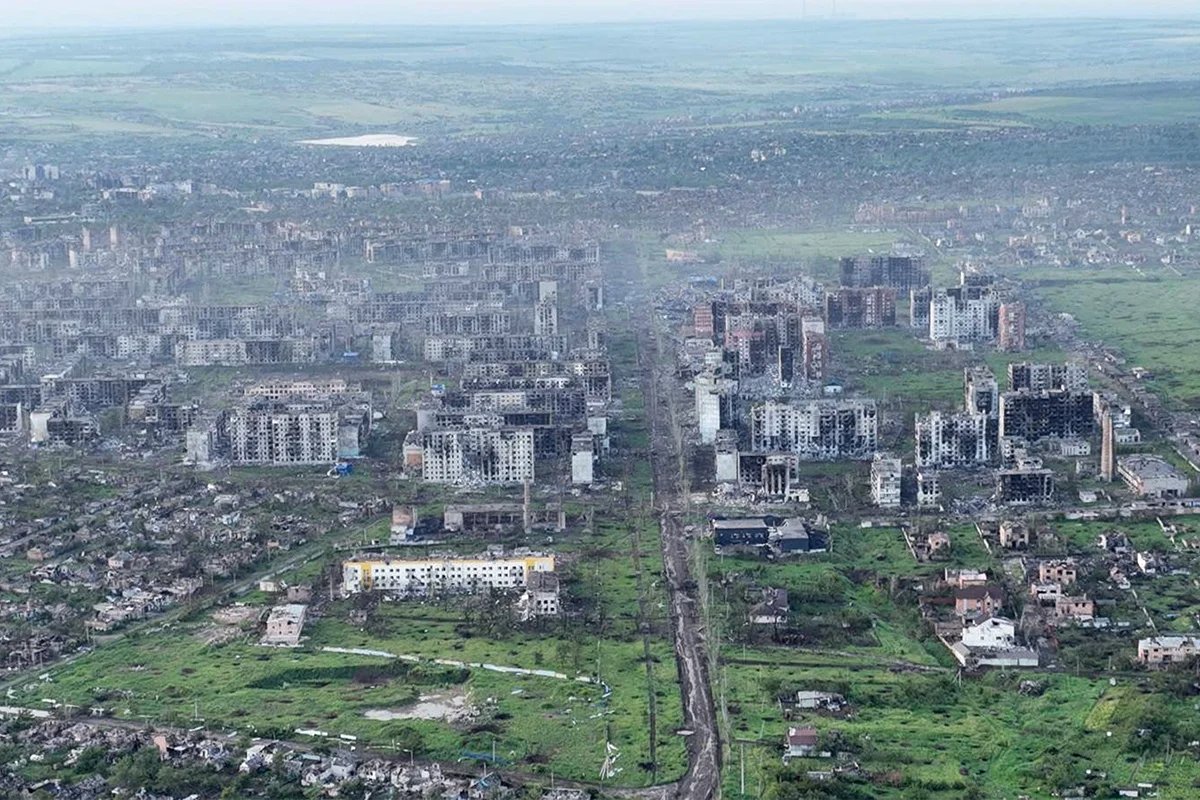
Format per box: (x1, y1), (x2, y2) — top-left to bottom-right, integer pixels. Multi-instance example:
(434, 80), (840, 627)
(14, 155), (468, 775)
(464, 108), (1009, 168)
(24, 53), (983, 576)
(703, 509), (1200, 799)
(5, 20), (1200, 141)
(1030, 267), (1200, 408)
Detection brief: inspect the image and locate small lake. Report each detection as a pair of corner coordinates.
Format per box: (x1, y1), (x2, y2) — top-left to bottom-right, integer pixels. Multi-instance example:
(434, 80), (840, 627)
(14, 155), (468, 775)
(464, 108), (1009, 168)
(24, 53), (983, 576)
(298, 134), (418, 147)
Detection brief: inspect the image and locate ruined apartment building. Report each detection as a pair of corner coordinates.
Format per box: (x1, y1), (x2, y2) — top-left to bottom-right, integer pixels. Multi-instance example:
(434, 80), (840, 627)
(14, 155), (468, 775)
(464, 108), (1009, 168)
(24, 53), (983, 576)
(695, 370), (737, 445)
(915, 410), (990, 469)
(418, 427), (535, 484)
(824, 287), (897, 329)
(928, 284), (1000, 346)
(749, 399), (878, 460)
(998, 302), (1026, 352)
(186, 382), (370, 467)
(1008, 361), (1089, 394)
(999, 389), (1095, 442)
(174, 338), (316, 367)
(839, 254), (930, 291)
(997, 454), (1055, 504)
(871, 454), (903, 508)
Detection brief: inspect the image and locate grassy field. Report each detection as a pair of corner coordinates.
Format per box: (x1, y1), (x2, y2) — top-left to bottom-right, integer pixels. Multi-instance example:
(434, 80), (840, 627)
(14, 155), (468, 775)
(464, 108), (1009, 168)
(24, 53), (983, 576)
(700, 230), (903, 278)
(1029, 267), (1200, 408)
(702, 495), (1200, 799)
(5, 20), (1200, 141)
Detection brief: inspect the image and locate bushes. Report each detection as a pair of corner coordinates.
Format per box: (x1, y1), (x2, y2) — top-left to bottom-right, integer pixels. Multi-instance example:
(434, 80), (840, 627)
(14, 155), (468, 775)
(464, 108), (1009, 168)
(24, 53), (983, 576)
(247, 661), (466, 690)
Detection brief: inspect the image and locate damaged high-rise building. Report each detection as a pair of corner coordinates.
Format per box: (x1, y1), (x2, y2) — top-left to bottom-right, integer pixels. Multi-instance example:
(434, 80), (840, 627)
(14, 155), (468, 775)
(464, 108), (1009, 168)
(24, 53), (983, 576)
(1008, 362), (1088, 394)
(928, 284), (1000, 346)
(417, 427), (535, 484)
(998, 302), (1026, 352)
(915, 410), (990, 468)
(997, 452), (1055, 504)
(999, 389), (1095, 442)
(824, 287), (897, 329)
(186, 380), (371, 467)
(839, 254), (930, 291)
(749, 399), (878, 460)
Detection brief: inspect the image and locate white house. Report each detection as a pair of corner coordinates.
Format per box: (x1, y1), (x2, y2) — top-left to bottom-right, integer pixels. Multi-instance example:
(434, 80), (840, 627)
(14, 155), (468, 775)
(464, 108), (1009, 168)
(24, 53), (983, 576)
(960, 617), (1016, 650)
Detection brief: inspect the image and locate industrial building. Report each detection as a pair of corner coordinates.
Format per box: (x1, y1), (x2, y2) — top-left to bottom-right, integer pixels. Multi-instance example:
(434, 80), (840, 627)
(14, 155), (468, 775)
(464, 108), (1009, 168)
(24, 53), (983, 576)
(710, 516), (829, 557)
(1118, 455), (1189, 498)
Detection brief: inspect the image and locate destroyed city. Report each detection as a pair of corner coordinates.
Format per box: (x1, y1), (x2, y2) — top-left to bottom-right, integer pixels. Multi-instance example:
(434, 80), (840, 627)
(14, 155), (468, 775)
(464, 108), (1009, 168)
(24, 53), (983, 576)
(5, 3), (1200, 800)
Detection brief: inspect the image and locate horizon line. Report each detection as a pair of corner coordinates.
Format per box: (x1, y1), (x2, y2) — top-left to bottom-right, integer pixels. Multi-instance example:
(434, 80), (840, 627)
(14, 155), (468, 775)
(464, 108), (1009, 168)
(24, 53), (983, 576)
(3, 13), (1200, 36)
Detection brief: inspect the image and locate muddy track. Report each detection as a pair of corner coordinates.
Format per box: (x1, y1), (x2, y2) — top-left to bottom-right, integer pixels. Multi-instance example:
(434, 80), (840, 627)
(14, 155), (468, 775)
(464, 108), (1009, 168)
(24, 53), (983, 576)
(637, 310), (722, 800)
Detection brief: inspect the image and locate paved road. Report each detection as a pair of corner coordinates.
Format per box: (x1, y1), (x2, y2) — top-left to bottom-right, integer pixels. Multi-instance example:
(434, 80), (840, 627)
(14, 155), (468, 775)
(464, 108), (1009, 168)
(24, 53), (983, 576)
(638, 308), (722, 800)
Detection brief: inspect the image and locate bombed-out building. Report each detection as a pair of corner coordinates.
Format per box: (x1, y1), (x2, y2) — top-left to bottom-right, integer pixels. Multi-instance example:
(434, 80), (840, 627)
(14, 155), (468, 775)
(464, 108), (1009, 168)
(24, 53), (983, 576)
(996, 453), (1055, 504)
(1008, 362), (1088, 394)
(185, 380), (371, 467)
(824, 287), (897, 329)
(999, 390), (1095, 443)
(749, 399), (878, 460)
(915, 410), (990, 468)
(839, 254), (930, 291)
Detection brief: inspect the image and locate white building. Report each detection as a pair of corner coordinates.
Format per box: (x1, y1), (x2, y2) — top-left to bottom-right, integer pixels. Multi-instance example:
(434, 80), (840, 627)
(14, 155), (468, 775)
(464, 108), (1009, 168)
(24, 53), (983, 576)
(916, 468), (941, 509)
(571, 431), (595, 485)
(1118, 455), (1189, 498)
(960, 616), (1016, 649)
(694, 371), (735, 445)
(517, 571), (561, 620)
(929, 285), (999, 346)
(421, 427), (535, 484)
(714, 430), (740, 483)
(870, 455), (902, 508)
(341, 552), (555, 597)
(915, 410), (990, 468)
(749, 399), (878, 460)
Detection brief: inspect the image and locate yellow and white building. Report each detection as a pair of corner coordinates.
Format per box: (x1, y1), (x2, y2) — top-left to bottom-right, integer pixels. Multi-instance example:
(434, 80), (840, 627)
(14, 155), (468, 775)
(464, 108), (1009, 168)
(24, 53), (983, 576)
(341, 552), (555, 597)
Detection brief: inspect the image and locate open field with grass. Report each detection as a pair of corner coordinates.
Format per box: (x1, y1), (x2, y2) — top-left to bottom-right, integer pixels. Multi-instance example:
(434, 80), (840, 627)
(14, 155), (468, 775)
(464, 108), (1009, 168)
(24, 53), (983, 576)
(700, 487), (1200, 799)
(5, 20), (1200, 141)
(1029, 267), (1200, 408)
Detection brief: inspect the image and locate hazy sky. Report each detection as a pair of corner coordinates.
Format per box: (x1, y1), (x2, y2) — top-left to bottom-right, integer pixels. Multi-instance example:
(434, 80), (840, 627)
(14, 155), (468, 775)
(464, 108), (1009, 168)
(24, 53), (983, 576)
(7, 0), (1199, 29)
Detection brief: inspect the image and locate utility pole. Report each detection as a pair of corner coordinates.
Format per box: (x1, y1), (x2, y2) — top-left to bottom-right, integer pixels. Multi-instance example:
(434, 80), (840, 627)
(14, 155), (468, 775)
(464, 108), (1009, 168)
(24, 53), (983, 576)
(740, 741), (746, 795)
